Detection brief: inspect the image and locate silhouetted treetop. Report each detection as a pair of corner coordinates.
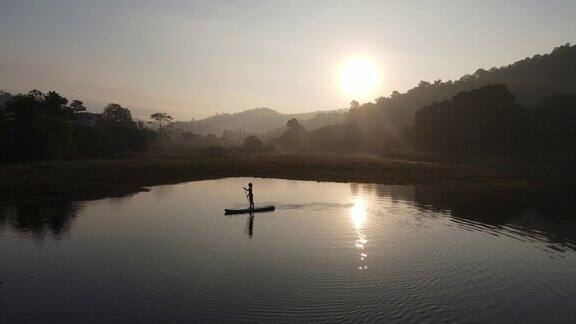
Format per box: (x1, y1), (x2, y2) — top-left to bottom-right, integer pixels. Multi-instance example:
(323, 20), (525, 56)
(276, 118), (308, 151)
(0, 91), (12, 108)
(69, 100), (86, 114)
(149, 112), (174, 139)
(1, 90), (152, 163)
(102, 103), (134, 127)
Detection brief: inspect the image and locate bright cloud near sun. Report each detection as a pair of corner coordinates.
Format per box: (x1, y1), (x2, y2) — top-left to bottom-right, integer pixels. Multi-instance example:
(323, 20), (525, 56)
(337, 57), (383, 103)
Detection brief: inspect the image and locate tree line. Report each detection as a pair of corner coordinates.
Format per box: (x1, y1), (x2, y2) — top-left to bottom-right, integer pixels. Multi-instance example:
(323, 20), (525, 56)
(2, 45), (575, 161)
(0, 90), (173, 163)
(250, 84), (576, 157)
(413, 85), (576, 155)
(341, 43), (576, 149)
(186, 43), (576, 157)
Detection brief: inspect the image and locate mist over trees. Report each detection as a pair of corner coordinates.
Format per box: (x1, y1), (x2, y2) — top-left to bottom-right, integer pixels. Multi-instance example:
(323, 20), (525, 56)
(242, 135), (265, 153)
(266, 82), (576, 157)
(148, 112), (175, 142)
(266, 42), (576, 156)
(2, 44), (576, 162)
(275, 118), (308, 151)
(173, 107), (345, 138)
(345, 43), (576, 149)
(309, 123), (363, 152)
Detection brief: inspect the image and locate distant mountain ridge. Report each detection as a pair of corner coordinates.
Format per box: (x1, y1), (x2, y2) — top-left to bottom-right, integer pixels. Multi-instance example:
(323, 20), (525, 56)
(176, 44), (576, 139)
(4, 44), (574, 143)
(174, 107), (345, 136)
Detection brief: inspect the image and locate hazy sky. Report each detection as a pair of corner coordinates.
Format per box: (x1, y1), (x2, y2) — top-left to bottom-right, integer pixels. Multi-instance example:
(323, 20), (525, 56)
(1, 0), (575, 119)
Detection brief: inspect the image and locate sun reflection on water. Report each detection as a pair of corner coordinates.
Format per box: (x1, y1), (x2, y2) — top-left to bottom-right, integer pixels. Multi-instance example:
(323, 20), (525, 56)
(351, 197), (369, 270)
(351, 198), (366, 230)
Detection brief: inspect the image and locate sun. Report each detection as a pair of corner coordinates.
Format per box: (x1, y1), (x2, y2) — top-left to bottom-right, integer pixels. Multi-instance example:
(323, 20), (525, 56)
(338, 57), (382, 102)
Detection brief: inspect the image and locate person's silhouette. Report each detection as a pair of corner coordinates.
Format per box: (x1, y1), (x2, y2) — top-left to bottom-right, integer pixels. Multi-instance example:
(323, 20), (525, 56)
(243, 183), (254, 209)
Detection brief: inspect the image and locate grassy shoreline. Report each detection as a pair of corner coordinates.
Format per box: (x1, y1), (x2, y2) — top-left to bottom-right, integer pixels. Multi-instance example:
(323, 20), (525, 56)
(1, 152), (573, 205)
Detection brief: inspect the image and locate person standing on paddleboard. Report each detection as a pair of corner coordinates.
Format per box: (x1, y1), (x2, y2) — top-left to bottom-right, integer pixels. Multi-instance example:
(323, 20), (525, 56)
(244, 183), (254, 209)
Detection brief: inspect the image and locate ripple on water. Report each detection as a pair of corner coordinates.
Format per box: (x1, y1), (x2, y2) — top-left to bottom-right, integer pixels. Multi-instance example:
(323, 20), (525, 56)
(1, 179), (576, 322)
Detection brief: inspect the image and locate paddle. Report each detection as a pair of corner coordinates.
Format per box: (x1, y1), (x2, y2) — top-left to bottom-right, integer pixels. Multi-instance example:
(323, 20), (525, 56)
(243, 187), (250, 206)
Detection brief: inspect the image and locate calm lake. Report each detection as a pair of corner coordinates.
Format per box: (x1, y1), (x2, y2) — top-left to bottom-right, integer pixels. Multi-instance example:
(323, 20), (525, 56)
(1, 178), (575, 323)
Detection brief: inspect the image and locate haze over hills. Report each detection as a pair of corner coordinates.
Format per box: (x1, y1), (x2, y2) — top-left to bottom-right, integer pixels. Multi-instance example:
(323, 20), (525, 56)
(2, 43), (574, 157)
(3, 2), (576, 322)
(170, 44), (576, 139)
(173, 107), (345, 136)
(347, 43), (576, 137)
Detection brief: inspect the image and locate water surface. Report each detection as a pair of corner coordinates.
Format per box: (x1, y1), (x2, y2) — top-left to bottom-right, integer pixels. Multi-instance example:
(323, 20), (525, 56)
(1, 178), (575, 323)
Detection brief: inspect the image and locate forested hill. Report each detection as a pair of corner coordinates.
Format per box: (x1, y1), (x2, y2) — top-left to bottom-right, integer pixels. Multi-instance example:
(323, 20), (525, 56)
(174, 107), (345, 136)
(349, 43), (576, 136)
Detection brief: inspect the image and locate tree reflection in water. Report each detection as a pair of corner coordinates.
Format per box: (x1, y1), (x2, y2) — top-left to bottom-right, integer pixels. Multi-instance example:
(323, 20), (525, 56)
(0, 201), (83, 241)
(355, 183), (576, 252)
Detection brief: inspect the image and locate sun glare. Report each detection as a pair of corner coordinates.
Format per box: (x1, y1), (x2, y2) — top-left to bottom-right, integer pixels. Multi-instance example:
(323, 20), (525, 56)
(338, 57), (382, 102)
(350, 197), (367, 230)
(350, 197), (369, 270)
